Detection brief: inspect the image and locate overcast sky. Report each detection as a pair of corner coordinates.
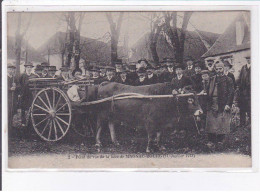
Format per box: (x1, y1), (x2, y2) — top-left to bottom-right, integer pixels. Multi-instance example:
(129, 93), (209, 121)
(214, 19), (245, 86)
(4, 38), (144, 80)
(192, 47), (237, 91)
(7, 11), (242, 49)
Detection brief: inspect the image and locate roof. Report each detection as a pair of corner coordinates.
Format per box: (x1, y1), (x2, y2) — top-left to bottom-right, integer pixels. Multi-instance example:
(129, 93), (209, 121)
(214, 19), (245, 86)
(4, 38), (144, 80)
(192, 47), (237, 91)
(202, 12), (250, 58)
(130, 29), (219, 62)
(37, 32), (125, 64)
(7, 36), (46, 62)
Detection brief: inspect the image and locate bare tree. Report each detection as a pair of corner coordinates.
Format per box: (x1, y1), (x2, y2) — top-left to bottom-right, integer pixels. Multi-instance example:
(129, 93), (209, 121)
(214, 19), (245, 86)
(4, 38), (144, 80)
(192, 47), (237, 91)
(149, 13), (164, 65)
(15, 13), (32, 77)
(63, 12), (85, 69)
(163, 12), (193, 64)
(106, 12), (124, 65)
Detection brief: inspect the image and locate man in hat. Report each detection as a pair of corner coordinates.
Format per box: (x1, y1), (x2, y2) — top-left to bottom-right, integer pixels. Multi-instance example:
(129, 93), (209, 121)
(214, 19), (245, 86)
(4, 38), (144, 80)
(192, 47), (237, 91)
(40, 62), (50, 78)
(206, 59), (216, 77)
(104, 66), (117, 82)
(115, 59), (123, 73)
(135, 67), (149, 86)
(137, 58), (149, 70)
(164, 58), (176, 83)
(200, 70), (210, 93)
(34, 64), (43, 78)
(90, 66), (103, 84)
(184, 56), (195, 78)
(190, 61), (203, 93)
(72, 68), (83, 80)
(48, 66), (58, 78)
(158, 62), (169, 83)
(7, 63), (20, 133)
(20, 62), (38, 126)
(171, 64), (192, 94)
(146, 66), (158, 85)
(235, 56), (251, 127)
(116, 69), (130, 85)
(223, 60), (236, 87)
(99, 66), (107, 78)
(127, 62), (138, 86)
(58, 66), (71, 81)
(205, 61), (234, 149)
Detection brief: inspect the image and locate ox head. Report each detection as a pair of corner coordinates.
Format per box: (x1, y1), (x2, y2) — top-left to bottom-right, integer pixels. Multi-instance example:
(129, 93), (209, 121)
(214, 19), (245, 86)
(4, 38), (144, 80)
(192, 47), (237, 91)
(177, 91), (203, 120)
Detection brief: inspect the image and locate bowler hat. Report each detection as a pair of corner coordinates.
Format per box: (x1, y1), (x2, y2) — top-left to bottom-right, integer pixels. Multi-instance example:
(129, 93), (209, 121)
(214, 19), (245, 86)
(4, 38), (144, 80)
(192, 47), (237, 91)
(175, 63), (184, 70)
(60, 66), (69, 72)
(137, 67), (146, 74)
(41, 62), (49, 67)
(24, 62), (34, 67)
(35, 64), (43, 71)
(201, 70), (209, 75)
(49, 66), (58, 71)
(106, 66), (116, 71)
(7, 63), (16, 69)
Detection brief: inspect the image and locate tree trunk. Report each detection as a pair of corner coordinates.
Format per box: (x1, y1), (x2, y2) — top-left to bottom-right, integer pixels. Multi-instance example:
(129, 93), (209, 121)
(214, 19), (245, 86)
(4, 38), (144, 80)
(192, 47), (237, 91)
(15, 35), (22, 77)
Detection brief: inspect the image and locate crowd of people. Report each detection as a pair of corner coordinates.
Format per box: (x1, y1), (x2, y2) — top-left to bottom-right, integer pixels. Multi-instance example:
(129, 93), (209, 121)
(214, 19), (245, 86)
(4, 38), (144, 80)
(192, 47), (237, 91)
(7, 55), (251, 149)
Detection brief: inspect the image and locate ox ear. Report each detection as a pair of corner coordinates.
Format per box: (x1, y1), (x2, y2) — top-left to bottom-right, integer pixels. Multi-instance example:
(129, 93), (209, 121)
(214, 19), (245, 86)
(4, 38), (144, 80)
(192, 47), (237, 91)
(85, 85), (98, 102)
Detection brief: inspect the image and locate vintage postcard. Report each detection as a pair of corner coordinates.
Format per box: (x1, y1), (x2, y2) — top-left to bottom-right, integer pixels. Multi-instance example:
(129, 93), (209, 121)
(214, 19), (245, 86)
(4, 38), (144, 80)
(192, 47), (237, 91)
(3, 5), (253, 170)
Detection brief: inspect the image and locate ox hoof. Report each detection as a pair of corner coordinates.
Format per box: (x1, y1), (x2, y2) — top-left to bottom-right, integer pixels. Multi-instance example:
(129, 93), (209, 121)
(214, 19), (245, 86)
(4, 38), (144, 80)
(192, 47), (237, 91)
(113, 141), (120, 147)
(159, 145), (166, 151)
(95, 143), (102, 148)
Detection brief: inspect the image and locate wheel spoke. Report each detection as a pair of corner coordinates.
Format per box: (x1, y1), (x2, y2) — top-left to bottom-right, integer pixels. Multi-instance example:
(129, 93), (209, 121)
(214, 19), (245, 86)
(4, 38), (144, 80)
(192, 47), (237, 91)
(55, 94), (62, 110)
(48, 120), (53, 140)
(53, 89), (56, 108)
(56, 113), (70, 116)
(38, 96), (50, 110)
(33, 113), (47, 116)
(35, 115), (50, 127)
(34, 104), (50, 113)
(54, 118), (65, 135)
(53, 119), (58, 140)
(56, 103), (68, 113)
(56, 116), (69, 126)
(41, 119), (50, 135)
(44, 91), (52, 109)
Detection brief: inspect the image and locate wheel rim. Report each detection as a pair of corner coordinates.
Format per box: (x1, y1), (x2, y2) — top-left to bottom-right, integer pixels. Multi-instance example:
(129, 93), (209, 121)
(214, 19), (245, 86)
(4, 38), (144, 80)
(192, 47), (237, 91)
(31, 87), (72, 141)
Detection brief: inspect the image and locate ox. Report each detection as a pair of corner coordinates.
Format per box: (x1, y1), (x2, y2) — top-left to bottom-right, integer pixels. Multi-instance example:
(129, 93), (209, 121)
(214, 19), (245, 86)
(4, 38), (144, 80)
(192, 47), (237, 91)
(85, 82), (203, 152)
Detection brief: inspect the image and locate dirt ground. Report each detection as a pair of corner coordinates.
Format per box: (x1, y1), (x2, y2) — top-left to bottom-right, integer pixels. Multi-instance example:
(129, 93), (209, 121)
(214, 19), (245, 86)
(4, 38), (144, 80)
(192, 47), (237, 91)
(7, 110), (251, 168)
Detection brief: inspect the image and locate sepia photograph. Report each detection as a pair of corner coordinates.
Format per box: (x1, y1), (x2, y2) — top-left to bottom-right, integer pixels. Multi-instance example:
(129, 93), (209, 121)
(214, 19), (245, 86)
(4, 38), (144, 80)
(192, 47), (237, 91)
(5, 9), (252, 169)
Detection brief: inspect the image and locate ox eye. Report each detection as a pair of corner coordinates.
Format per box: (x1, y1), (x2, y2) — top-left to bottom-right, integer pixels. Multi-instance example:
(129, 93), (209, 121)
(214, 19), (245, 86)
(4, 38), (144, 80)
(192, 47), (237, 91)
(187, 98), (194, 104)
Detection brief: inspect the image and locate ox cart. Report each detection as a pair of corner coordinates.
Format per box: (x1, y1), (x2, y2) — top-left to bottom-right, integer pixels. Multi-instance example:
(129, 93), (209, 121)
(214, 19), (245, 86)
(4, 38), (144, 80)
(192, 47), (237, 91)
(28, 78), (206, 142)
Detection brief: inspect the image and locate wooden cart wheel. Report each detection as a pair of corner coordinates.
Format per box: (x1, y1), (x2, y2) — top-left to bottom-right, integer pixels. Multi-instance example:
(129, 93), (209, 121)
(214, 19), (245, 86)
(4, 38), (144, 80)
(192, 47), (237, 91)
(31, 87), (72, 141)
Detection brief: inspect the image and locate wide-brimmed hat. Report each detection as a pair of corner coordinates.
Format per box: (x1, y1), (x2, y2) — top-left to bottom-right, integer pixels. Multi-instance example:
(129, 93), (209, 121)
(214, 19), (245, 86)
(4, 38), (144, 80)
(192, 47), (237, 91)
(24, 62), (34, 67)
(49, 66), (58, 71)
(138, 58), (148, 64)
(106, 66), (116, 72)
(35, 64), (43, 71)
(90, 66), (101, 72)
(137, 67), (146, 74)
(60, 66), (70, 72)
(7, 63), (16, 69)
(175, 63), (184, 70)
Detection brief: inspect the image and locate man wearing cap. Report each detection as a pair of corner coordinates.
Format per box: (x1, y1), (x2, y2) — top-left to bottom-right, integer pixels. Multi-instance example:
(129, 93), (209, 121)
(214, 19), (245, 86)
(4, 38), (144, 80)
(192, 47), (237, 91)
(58, 66), (71, 81)
(34, 64), (43, 78)
(116, 69), (130, 85)
(48, 66), (58, 78)
(191, 61), (203, 93)
(104, 66), (117, 82)
(7, 63), (20, 133)
(135, 67), (149, 86)
(164, 58), (176, 83)
(235, 56), (251, 127)
(40, 62), (51, 78)
(20, 62), (38, 126)
(171, 64), (192, 94)
(206, 61), (234, 148)
(146, 66), (158, 85)
(223, 60), (236, 87)
(127, 63), (138, 86)
(184, 56), (195, 78)
(158, 62), (169, 83)
(206, 59), (216, 77)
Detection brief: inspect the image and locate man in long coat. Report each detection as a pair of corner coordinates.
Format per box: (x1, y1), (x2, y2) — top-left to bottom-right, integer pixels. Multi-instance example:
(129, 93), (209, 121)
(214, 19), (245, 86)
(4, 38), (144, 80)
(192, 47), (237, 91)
(20, 62), (38, 126)
(191, 62), (203, 93)
(235, 56), (251, 126)
(8, 63), (20, 133)
(206, 62), (234, 148)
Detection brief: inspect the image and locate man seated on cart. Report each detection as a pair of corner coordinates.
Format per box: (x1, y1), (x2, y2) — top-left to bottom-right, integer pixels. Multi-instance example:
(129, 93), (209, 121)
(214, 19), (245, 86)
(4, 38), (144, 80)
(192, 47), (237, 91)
(48, 66), (59, 78)
(58, 66), (71, 81)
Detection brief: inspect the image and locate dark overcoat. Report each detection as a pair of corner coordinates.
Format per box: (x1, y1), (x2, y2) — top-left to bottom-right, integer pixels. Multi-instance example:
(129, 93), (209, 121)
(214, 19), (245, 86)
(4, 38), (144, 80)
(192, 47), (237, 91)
(191, 73), (203, 92)
(170, 75), (192, 90)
